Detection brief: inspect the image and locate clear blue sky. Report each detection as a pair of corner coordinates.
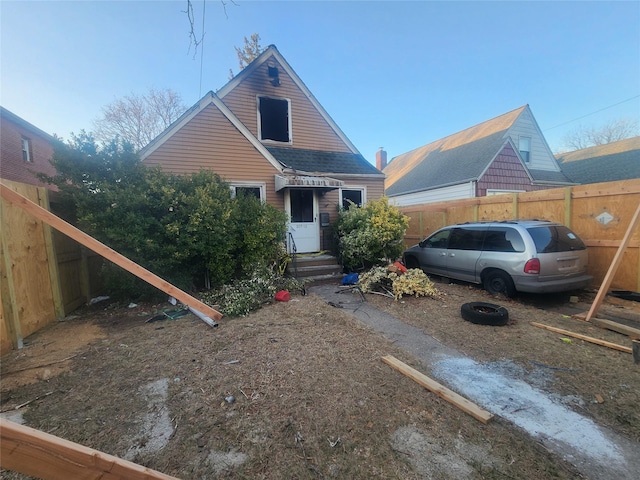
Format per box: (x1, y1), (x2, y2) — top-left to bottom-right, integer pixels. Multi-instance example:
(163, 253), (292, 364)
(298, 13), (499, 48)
(2, 0), (639, 165)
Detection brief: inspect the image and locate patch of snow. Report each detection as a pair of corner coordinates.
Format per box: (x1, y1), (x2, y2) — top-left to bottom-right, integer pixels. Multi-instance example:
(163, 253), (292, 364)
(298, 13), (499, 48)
(207, 450), (248, 474)
(391, 425), (495, 478)
(0, 410), (25, 425)
(433, 356), (624, 465)
(124, 378), (173, 460)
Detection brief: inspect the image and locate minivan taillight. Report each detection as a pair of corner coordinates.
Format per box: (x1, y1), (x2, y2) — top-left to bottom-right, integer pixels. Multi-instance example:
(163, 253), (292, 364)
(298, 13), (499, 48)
(524, 258), (540, 274)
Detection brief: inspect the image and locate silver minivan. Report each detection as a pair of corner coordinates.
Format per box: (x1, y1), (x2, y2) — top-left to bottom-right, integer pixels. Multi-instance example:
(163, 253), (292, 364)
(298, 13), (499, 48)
(402, 220), (592, 297)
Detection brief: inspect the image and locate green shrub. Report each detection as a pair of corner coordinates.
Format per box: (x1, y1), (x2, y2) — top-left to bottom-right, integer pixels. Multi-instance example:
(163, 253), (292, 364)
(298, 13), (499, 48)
(42, 134), (288, 296)
(335, 197), (409, 270)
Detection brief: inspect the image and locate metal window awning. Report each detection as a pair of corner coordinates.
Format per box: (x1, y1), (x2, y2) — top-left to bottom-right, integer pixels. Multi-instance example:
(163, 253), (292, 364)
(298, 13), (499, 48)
(275, 174), (344, 192)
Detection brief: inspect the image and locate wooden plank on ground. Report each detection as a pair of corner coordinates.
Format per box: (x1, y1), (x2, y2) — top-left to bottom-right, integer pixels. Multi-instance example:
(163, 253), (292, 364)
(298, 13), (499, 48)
(589, 317), (640, 340)
(0, 182), (222, 323)
(0, 418), (179, 480)
(381, 355), (494, 424)
(530, 322), (632, 354)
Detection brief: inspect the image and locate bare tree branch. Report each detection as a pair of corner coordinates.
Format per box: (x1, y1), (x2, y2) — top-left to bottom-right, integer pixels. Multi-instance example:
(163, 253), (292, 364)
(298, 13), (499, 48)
(561, 118), (640, 151)
(93, 88), (187, 151)
(184, 0), (238, 57)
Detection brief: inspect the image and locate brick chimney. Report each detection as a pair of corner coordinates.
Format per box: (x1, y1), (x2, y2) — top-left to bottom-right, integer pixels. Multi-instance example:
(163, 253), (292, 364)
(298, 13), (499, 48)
(376, 147), (387, 171)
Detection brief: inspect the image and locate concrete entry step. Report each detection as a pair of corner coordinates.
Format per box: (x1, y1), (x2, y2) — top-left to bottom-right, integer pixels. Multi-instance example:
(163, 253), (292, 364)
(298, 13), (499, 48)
(288, 253), (343, 284)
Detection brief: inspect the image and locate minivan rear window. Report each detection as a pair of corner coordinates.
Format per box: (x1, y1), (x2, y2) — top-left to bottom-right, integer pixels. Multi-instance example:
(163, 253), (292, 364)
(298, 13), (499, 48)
(527, 226), (586, 253)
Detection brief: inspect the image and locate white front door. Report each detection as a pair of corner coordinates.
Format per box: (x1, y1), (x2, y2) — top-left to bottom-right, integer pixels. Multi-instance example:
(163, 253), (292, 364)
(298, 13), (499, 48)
(286, 189), (319, 253)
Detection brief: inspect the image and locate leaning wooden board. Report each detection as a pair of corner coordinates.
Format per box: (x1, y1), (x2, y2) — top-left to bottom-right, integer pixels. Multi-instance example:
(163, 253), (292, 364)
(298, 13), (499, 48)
(0, 182), (222, 323)
(0, 418), (180, 480)
(381, 355), (494, 424)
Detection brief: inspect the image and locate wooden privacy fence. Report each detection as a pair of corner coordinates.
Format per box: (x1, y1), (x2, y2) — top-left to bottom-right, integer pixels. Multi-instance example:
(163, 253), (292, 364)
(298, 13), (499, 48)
(1, 180), (222, 355)
(398, 178), (640, 292)
(0, 180), (101, 355)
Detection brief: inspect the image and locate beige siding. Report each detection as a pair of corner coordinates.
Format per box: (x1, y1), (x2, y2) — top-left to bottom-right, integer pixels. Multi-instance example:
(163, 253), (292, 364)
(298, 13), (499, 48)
(222, 57), (352, 153)
(143, 105), (284, 209)
(316, 176), (385, 225)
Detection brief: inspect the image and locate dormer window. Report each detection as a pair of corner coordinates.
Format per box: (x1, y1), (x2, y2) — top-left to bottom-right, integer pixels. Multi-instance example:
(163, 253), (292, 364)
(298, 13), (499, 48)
(258, 96), (291, 143)
(519, 136), (531, 163)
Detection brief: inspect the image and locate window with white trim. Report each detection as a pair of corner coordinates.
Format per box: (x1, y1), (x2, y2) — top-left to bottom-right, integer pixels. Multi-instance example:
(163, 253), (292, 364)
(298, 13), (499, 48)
(230, 183), (266, 202)
(258, 96), (291, 143)
(21, 136), (32, 162)
(519, 136), (531, 163)
(340, 188), (364, 209)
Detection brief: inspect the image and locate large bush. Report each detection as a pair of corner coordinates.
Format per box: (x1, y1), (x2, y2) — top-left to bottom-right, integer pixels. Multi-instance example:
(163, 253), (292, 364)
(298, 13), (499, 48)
(335, 197), (409, 271)
(43, 132), (288, 295)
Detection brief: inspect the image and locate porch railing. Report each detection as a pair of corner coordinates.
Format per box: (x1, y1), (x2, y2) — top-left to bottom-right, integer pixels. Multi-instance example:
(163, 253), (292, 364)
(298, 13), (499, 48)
(287, 232), (298, 278)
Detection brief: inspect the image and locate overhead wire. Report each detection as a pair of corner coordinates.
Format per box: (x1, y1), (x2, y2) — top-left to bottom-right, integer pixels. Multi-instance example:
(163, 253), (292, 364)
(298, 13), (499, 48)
(544, 95), (640, 131)
(198, 0), (207, 98)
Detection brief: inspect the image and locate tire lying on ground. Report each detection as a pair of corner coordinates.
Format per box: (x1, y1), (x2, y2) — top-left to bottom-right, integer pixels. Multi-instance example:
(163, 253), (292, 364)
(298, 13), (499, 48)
(460, 302), (509, 326)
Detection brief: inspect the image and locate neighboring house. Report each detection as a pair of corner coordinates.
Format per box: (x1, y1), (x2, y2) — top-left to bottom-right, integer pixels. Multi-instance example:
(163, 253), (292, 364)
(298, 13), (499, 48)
(382, 105), (574, 206)
(140, 45), (384, 253)
(556, 136), (640, 184)
(0, 106), (56, 188)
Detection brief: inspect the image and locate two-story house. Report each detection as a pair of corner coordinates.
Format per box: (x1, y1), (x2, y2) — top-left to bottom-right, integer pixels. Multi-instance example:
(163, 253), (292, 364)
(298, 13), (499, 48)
(140, 45), (384, 253)
(0, 106), (56, 188)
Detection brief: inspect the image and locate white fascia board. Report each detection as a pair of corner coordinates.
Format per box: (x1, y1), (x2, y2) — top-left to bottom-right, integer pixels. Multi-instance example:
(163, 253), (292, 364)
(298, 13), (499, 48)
(209, 94), (284, 173)
(509, 105), (560, 171)
(139, 92), (216, 160)
(138, 90), (283, 174)
(523, 105), (561, 170)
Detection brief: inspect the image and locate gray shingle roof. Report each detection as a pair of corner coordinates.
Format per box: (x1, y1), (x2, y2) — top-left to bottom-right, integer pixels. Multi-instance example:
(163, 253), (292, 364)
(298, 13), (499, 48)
(265, 146), (382, 175)
(528, 169), (574, 183)
(556, 137), (640, 184)
(385, 131), (508, 195)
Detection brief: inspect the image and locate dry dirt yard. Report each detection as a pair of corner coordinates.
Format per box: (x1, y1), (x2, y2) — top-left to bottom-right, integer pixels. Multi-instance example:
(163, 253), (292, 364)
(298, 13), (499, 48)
(1, 279), (639, 479)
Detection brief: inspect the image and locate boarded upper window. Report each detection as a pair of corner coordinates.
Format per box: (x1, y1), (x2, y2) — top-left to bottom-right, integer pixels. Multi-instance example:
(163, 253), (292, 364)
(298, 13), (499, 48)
(258, 96), (290, 143)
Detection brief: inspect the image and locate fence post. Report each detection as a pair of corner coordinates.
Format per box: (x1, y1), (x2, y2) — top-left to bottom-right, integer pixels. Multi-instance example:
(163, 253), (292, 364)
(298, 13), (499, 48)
(512, 193), (518, 219)
(564, 187), (572, 227)
(0, 199), (23, 349)
(38, 188), (65, 320)
(80, 247), (91, 303)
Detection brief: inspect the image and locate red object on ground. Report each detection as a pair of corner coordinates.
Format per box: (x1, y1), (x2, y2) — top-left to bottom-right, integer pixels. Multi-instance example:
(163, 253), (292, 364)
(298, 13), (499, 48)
(275, 290), (291, 302)
(393, 261), (408, 273)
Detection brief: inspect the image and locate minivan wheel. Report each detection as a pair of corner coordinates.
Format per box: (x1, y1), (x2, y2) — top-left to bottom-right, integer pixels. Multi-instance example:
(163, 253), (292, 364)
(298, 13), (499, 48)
(404, 256), (419, 269)
(461, 302), (509, 326)
(483, 270), (516, 298)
